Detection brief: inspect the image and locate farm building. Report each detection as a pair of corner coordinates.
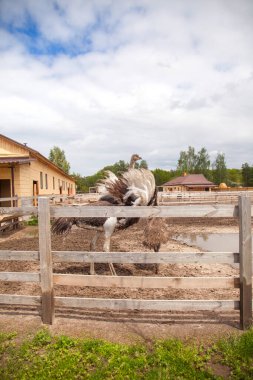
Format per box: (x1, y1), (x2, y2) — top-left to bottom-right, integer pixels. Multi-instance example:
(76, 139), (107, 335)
(0, 134), (76, 206)
(162, 173), (215, 192)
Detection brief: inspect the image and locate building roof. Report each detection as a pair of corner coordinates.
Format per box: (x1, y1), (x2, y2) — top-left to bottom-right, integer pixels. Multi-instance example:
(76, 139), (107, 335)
(163, 174), (215, 187)
(0, 134), (75, 182)
(0, 157), (36, 164)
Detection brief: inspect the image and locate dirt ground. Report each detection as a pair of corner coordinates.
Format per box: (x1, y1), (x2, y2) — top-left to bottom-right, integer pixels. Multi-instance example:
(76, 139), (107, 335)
(0, 217), (250, 344)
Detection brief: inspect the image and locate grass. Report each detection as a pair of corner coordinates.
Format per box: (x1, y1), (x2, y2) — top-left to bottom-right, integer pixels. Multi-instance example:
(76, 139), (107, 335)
(25, 215), (38, 226)
(0, 328), (253, 379)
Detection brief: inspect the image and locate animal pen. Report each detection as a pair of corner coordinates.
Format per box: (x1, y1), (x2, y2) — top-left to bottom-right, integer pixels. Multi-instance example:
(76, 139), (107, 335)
(0, 196), (252, 330)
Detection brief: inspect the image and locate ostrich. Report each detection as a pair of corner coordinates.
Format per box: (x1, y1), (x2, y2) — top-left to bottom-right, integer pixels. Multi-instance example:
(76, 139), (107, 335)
(142, 217), (169, 274)
(51, 154), (157, 275)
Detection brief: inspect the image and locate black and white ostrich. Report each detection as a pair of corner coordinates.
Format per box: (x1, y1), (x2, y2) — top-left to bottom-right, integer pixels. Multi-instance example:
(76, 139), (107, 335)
(51, 154), (157, 275)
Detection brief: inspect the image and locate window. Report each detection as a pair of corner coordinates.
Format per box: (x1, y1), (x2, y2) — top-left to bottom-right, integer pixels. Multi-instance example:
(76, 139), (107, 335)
(45, 173), (48, 189)
(58, 179), (60, 189)
(53, 177), (55, 190)
(40, 172), (43, 189)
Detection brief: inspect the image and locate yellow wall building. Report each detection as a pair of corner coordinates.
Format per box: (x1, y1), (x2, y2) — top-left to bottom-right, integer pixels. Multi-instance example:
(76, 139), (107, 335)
(0, 134), (76, 205)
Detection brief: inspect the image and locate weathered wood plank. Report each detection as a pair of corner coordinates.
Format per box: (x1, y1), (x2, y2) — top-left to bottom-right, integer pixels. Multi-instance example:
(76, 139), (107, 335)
(0, 272), (40, 282)
(55, 297), (239, 311)
(0, 294), (41, 306)
(0, 251), (39, 261)
(53, 274), (240, 289)
(52, 251), (240, 264)
(39, 197), (54, 324)
(0, 250), (240, 265)
(239, 195), (252, 329)
(50, 204), (240, 218)
(0, 206), (37, 217)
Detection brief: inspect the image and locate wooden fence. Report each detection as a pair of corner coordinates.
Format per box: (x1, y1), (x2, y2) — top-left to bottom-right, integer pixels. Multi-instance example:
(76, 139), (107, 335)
(0, 195), (252, 329)
(159, 190), (253, 205)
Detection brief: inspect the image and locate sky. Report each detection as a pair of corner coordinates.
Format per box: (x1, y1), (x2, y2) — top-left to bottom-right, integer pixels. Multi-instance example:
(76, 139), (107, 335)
(0, 0), (252, 176)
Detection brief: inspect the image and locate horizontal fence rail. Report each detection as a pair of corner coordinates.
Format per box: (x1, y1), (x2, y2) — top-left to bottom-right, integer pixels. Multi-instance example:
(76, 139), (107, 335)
(0, 195), (252, 329)
(0, 250), (240, 264)
(0, 204), (245, 219)
(159, 190), (253, 205)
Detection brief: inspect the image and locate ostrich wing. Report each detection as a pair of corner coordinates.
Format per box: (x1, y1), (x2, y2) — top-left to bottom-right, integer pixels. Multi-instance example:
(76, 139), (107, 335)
(121, 169), (156, 205)
(51, 217), (76, 235)
(97, 168), (156, 206)
(97, 170), (119, 195)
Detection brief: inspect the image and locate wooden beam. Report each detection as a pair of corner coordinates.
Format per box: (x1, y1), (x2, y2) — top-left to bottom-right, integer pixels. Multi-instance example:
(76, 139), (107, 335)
(0, 251), (39, 261)
(10, 166), (15, 207)
(52, 251), (240, 264)
(0, 272), (39, 282)
(0, 250), (239, 264)
(0, 206), (37, 218)
(38, 197), (54, 324)
(50, 204), (240, 218)
(55, 297), (239, 311)
(239, 195), (252, 329)
(0, 294), (41, 306)
(53, 274), (240, 289)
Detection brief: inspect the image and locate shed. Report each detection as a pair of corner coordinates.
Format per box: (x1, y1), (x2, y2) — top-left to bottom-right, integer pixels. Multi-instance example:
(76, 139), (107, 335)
(0, 134), (76, 206)
(162, 173), (215, 192)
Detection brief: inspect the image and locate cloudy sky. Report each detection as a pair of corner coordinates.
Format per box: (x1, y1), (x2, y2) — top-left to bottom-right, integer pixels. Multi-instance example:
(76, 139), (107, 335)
(0, 0), (252, 175)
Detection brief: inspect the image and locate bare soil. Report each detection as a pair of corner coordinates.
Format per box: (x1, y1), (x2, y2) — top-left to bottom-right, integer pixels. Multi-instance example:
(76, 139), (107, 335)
(0, 217), (249, 344)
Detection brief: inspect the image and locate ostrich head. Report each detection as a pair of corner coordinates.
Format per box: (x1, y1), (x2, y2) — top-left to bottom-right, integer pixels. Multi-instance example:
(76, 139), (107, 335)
(129, 154), (142, 168)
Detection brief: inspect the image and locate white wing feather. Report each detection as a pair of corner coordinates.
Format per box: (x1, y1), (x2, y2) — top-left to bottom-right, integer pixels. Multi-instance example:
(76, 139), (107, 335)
(97, 170), (118, 195)
(122, 169), (156, 205)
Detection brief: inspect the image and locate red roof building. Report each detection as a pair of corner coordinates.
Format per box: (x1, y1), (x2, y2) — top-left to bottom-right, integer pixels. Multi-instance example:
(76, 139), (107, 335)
(162, 174), (215, 192)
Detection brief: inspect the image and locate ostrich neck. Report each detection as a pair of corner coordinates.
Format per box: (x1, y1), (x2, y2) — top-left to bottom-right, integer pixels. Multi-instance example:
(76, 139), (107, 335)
(129, 159), (136, 169)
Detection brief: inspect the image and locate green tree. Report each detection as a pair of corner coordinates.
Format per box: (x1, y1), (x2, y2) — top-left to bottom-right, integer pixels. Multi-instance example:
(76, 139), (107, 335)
(242, 163), (253, 187)
(83, 171), (104, 190)
(49, 146), (70, 174)
(71, 172), (89, 193)
(152, 169), (175, 186)
(177, 146), (212, 176)
(227, 169), (243, 187)
(212, 152), (227, 184)
(177, 146), (197, 174)
(195, 147), (210, 177)
(135, 160), (148, 169)
(103, 160), (128, 176)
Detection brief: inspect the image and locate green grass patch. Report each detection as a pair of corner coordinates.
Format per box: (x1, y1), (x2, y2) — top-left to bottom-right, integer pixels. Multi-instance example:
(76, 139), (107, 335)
(212, 328), (253, 379)
(0, 328), (253, 379)
(26, 215), (38, 226)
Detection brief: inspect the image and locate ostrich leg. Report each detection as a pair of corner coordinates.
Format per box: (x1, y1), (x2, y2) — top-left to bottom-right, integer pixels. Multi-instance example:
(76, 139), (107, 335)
(89, 231), (100, 275)
(103, 217), (117, 276)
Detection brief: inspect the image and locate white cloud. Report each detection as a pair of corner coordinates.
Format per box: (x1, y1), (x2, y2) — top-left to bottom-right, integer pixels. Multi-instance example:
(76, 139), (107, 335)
(0, 0), (253, 174)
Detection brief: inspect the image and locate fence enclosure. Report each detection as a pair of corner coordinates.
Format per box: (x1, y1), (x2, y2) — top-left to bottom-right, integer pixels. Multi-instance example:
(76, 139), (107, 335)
(159, 190), (253, 204)
(0, 195), (252, 329)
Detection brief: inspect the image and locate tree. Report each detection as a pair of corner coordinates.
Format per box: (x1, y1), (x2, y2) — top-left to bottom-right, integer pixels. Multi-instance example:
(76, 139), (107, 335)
(227, 168), (242, 186)
(177, 146), (197, 173)
(49, 146), (70, 174)
(152, 168), (175, 186)
(242, 163), (253, 187)
(177, 146), (197, 174)
(212, 152), (227, 184)
(71, 172), (89, 193)
(103, 160), (128, 176)
(135, 160), (148, 169)
(177, 146), (211, 176)
(195, 147), (210, 177)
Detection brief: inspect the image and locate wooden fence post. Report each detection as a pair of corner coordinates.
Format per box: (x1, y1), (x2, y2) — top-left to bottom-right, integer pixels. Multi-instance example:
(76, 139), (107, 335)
(239, 194), (252, 329)
(38, 197), (54, 324)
